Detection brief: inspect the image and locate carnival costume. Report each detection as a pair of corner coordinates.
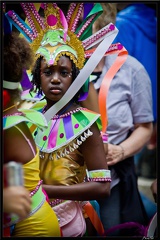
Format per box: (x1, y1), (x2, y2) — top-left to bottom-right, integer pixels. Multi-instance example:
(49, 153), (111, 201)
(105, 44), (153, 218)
(4, 2), (121, 236)
(3, 3), (61, 235)
(3, 108), (61, 237)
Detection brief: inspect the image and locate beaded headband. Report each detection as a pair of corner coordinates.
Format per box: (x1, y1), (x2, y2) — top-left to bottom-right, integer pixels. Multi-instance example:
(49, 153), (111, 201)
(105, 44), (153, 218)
(5, 3), (116, 70)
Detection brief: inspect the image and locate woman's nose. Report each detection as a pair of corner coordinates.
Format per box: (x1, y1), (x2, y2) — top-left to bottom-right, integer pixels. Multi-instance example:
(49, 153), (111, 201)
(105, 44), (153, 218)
(51, 73), (60, 83)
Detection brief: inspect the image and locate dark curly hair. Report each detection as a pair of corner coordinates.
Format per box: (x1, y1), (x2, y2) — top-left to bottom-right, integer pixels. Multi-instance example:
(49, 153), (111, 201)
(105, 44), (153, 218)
(3, 32), (34, 101)
(31, 55), (83, 103)
(4, 32), (34, 82)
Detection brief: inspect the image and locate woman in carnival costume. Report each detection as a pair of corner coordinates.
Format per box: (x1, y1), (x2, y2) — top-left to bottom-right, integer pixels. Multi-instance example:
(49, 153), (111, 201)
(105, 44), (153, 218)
(3, 4), (61, 237)
(5, 2), (119, 236)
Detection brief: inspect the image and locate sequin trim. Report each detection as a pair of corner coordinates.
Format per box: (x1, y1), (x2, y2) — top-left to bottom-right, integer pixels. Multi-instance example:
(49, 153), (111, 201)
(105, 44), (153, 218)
(86, 169), (111, 182)
(39, 128), (93, 160)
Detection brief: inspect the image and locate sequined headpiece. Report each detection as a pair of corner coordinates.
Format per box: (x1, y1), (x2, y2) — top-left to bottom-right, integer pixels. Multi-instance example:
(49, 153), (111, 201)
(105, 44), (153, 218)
(5, 2), (122, 125)
(5, 3), (116, 70)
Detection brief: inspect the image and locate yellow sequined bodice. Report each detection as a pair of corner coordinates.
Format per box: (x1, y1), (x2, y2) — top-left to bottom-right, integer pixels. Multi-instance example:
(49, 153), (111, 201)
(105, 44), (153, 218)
(13, 148), (61, 237)
(23, 148), (40, 191)
(40, 148), (87, 186)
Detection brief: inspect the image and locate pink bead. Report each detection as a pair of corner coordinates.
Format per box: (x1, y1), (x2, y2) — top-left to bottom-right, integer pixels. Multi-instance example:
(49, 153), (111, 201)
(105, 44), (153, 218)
(109, 24), (115, 31)
(47, 15), (57, 27)
(8, 10), (13, 17)
(118, 43), (123, 50)
(43, 136), (47, 141)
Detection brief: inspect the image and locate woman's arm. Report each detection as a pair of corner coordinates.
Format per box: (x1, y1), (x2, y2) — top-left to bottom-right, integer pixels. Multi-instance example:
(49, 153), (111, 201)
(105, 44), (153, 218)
(4, 122), (37, 165)
(43, 123), (110, 201)
(106, 122), (153, 166)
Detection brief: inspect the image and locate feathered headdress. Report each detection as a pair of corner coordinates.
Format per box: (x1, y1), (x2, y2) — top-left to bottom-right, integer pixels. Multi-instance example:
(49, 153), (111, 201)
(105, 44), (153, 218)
(4, 3), (127, 129)
(5, 3), (116, 69)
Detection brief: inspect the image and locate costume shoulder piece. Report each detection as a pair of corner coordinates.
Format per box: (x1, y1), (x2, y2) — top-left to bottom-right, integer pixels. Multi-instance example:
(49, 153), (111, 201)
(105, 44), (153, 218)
(3, 108), (47, 130)
(33, 107), (102, 155)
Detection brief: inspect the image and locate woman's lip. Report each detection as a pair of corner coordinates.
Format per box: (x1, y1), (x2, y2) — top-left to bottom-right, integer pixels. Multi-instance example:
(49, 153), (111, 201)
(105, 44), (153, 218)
(50, 89), (61, 94)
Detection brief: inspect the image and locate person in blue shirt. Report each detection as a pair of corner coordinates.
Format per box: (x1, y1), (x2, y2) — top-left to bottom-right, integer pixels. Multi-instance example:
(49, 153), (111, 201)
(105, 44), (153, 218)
(115, 3), (157, 122)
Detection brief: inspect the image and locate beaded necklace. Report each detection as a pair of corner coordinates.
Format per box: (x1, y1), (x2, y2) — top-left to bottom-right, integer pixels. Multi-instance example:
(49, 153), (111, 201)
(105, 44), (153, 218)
(3, 112), (23, 118)
(53, 107), (85, 119)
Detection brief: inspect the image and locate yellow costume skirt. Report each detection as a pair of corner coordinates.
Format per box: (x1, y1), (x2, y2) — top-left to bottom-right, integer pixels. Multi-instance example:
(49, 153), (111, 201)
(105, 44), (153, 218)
(12, 201), (61, 237)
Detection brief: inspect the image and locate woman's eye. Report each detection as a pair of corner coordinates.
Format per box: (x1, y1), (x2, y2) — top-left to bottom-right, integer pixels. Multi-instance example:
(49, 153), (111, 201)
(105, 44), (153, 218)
(60, 71), (69, 77)
(44, 70), (52, 76)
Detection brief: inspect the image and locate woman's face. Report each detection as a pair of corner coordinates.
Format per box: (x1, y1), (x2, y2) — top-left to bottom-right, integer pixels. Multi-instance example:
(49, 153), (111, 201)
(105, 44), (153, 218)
(40, 55), (73, 104)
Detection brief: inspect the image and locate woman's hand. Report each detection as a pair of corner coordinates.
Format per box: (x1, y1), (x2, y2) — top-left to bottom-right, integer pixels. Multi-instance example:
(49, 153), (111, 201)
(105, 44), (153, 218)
(106, 143), (124, 166)
(3, 186), (32, 218)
